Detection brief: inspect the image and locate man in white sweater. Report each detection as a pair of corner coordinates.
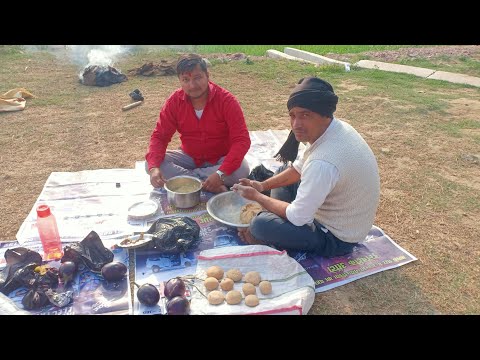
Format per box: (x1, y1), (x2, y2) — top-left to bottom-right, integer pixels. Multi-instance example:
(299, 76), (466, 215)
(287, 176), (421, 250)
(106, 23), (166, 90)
(232, 77), (380, 257)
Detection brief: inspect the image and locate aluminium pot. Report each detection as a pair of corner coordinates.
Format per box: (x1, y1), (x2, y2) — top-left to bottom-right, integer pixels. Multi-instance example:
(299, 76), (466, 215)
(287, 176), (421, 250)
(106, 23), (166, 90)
(164, 175), (202, 209)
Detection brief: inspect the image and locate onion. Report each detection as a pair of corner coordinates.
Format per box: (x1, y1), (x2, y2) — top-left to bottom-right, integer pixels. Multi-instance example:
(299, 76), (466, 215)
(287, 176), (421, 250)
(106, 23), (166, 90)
(137, 283), (160, 306)
(166, 296), (190, 315)
(164, 278), (186, 299)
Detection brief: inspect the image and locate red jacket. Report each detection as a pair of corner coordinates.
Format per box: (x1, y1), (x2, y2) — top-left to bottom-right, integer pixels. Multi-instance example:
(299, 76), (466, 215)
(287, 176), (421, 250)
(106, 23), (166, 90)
(146, 81), (251, 175)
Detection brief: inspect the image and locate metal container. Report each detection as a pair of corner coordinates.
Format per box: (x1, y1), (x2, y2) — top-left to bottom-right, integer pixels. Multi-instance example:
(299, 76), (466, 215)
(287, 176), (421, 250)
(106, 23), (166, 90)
(164, 176), (202, 209)
(206, 191), (260, 228)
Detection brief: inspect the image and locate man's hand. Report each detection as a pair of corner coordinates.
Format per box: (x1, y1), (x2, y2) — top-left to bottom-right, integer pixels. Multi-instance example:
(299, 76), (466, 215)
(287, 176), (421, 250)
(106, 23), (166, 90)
(231, 183), (260, 201)
(149, 168), (166, 188)
(238, 178), (264, 193)
(202, 172), (226, 193)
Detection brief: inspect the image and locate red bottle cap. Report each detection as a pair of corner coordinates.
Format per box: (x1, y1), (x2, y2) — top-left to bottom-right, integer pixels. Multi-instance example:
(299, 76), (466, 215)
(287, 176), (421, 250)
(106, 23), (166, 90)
(37, 205), (51, 218)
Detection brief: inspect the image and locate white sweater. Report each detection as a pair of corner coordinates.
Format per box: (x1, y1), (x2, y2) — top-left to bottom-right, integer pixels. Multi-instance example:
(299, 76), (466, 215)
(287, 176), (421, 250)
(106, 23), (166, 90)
(304, 119), (380, 243)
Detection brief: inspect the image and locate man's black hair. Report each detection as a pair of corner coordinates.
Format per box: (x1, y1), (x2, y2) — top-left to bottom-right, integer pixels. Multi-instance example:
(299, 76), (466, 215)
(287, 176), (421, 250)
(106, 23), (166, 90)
(176, 54), (208, 75)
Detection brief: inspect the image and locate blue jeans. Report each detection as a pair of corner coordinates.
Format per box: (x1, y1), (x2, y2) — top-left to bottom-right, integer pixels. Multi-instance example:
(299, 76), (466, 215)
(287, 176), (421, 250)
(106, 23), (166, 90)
(250, 164), (356, 257)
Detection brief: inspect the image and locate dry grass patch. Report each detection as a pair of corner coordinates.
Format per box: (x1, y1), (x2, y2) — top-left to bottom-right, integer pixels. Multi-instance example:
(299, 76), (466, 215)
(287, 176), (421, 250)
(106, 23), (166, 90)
(337, 80), (366, 92)
(446, 98), (480, 116)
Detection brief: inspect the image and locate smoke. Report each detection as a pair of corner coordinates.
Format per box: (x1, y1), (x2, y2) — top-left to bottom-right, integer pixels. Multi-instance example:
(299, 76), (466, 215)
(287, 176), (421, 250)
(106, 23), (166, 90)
(21, 45), (195, 68)
(66, 45), (130, 68)
(19, 45), (196, 82)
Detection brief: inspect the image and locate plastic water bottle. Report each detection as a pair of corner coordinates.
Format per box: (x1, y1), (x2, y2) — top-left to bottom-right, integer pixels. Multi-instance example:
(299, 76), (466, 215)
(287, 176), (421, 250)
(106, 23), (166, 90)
(36, 205), (63, 260)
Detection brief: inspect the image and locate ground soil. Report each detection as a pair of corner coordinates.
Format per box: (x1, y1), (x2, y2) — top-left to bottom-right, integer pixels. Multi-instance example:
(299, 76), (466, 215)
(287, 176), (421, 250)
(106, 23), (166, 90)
(326, 45), (480, 63)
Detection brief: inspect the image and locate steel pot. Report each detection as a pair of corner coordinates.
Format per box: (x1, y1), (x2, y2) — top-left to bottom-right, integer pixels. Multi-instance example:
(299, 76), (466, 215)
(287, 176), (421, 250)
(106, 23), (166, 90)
(164, 176), (202, 209)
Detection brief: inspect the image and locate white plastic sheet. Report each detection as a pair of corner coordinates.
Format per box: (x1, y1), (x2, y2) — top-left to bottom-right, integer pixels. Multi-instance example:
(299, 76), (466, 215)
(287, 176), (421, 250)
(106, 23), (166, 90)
(190, 245), (315, 315)
(0, 293), (29, 315)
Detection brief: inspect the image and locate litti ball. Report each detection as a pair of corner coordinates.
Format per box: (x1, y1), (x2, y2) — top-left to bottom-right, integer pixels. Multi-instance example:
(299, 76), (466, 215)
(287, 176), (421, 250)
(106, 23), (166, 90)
(226, 290), (242, 305)
(242, 283), (256, 296)
(204, 277), (219, 291)
(206, 266), (224, 280)
(208, 290), (225, 305)
(220, 278), (234, 291)
(259, 280), (272, 295)
(226, 268), (243, 282)
(245, 294), (259, 307)
(244, 271), (261, 286)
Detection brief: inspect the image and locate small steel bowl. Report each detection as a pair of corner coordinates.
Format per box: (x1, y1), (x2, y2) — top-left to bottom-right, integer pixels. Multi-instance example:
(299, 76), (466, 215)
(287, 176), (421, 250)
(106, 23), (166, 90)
(164, 175), (202, 209)
(206, 191), (260, 228)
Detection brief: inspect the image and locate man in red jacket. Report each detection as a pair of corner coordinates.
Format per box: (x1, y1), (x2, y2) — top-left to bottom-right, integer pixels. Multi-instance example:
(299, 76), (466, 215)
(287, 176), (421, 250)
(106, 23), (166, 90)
(146, 54), (251, 193)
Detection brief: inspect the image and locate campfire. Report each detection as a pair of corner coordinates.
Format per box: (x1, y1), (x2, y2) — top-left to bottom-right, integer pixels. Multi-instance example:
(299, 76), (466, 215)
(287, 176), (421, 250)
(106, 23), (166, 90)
(80, 65), (128, 87)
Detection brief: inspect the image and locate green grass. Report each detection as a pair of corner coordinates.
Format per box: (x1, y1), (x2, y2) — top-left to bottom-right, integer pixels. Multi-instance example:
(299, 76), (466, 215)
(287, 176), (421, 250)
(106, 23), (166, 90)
(398, 56), (480, 78)
(0, 45), (24, 55)
(332, 69), (455, 118)
(430, 118), (480, 137)
(213, 57), (470, 132)
(464, 195), (480, 212)
(413, 172), (480, 213)
(193, 45), (417, 56)
(0, 47), (32, 64)
(214, 57), (320, 81)
(189, 45), (479, 78)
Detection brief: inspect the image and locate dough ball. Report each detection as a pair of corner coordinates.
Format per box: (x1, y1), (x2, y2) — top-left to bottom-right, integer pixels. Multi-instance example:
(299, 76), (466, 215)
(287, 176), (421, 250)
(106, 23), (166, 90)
(220, 278), (234, 291)
(259, 280), (272, 295)
(206, 265), (224, 280)
(245, 294), (259, 307)
(208, 290), (225, 305)
(226, 268), (243, 282)
(240, 203), (263, 224)
(242, 283), (256, 296)
(204, 277), (219, 291)
(244, 271), (261, 286)
(225, 290), (242, 305)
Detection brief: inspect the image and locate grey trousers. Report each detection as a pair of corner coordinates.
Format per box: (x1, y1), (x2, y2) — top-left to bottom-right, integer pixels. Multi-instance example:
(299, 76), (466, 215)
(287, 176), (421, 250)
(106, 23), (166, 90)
(146, 149), (250, 187)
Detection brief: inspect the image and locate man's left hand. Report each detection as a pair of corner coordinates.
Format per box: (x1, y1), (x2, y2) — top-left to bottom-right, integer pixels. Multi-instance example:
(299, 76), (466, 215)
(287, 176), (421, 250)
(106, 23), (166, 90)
(202, 172), (225, 193)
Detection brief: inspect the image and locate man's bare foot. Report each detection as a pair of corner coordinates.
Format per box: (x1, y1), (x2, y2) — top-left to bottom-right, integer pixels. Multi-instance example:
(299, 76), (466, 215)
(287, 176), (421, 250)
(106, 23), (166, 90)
(237, 227), (264, 245)
(238, 227), (247, 242)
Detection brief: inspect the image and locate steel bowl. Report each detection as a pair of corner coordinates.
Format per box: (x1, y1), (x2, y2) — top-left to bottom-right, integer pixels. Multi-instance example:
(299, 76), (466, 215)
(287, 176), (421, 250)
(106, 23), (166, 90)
(206, 191), (260, 228)
(164, 176), (202, 209)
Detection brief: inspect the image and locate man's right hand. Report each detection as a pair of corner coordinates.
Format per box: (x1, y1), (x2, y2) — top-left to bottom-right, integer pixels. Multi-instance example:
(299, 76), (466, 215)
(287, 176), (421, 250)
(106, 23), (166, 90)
(149, 168), (166, 188)
(231, 183), (260, 201)
(238, 178), (264, 193)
